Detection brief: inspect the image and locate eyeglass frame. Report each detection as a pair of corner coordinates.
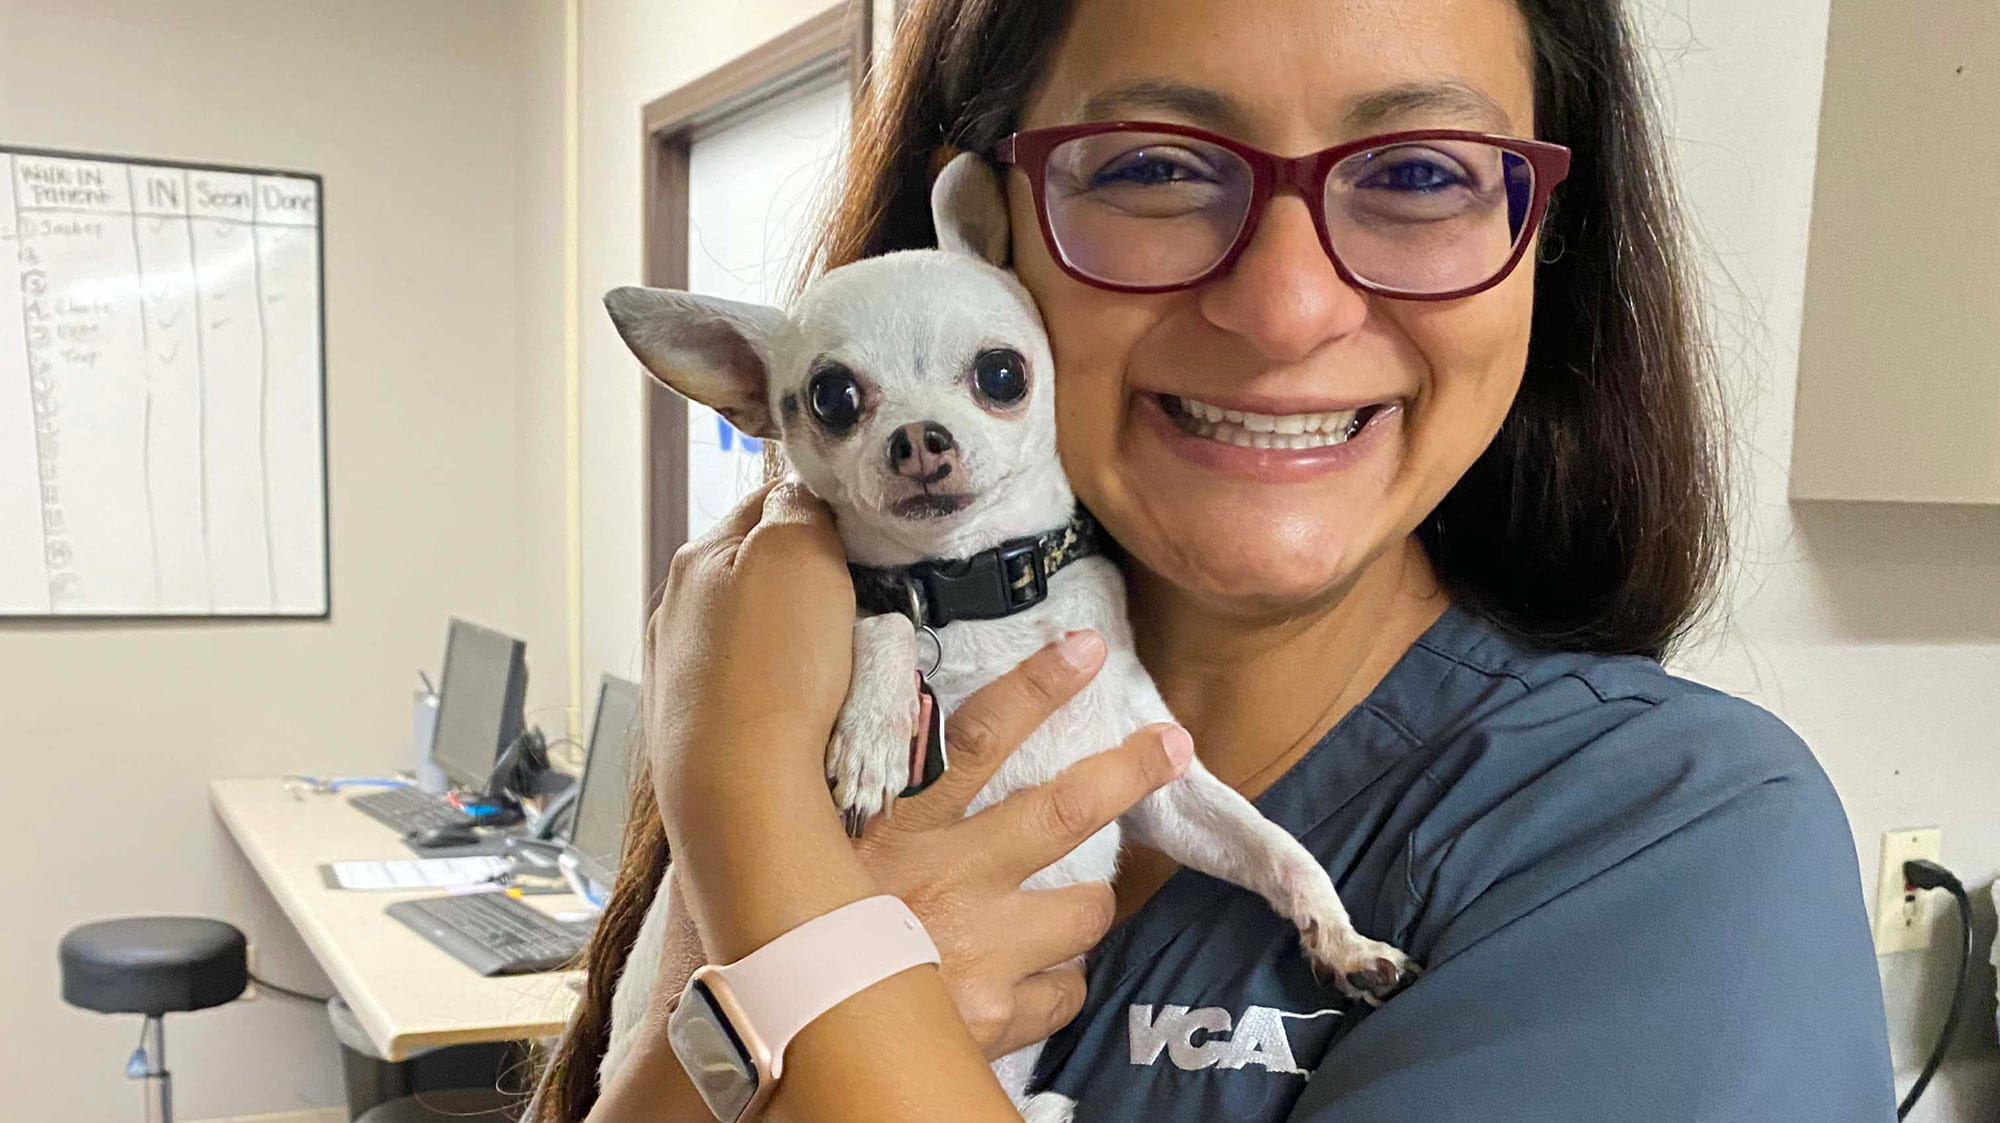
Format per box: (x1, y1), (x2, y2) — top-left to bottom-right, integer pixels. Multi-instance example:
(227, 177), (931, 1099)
(991, 120), (1574, 302)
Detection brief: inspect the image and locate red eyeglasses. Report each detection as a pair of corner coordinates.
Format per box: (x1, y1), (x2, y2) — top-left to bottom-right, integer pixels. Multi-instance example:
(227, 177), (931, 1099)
(992, 121), (1572, 301)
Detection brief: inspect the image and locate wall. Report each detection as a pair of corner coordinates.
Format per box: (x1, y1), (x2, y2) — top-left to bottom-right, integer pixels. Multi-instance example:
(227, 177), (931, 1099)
(517, 0), (580, 744)
(575, 0), (839, 696)
(0, 2), (568, 1119)
(1643, 1), (2000, 1118)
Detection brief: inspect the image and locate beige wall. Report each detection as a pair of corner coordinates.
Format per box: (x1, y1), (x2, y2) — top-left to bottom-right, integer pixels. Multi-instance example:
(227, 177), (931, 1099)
(0, 2), (567, 1119)
(1644, 2), (2000, 1117)
(518, 0), (580, 742)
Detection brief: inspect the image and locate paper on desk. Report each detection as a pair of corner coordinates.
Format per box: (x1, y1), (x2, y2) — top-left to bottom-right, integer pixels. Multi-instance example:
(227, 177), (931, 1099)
(318, 856), (510, 891)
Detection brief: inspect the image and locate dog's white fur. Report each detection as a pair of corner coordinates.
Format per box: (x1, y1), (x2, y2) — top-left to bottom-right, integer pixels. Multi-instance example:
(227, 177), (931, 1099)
(597, 154), (1414, 1119)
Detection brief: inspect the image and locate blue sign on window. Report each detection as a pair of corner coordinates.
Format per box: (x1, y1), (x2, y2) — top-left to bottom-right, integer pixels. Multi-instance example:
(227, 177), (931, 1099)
(717, 415), (762, 456)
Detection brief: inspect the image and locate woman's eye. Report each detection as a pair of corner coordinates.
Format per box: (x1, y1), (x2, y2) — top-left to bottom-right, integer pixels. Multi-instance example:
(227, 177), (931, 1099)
(971, 348), (1028, 406)
(807, 365), (862, 432)
(1362, 157), (1467, 193)
(1092, 147), (1212, 188)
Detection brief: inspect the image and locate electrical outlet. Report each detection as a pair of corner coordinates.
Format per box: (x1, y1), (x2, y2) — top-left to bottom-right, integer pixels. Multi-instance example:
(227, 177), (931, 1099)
(1873, 828), (1943, 954)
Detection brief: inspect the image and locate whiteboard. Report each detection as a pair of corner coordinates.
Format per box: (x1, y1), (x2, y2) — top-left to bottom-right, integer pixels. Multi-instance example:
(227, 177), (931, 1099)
(0, 146), (328, 617)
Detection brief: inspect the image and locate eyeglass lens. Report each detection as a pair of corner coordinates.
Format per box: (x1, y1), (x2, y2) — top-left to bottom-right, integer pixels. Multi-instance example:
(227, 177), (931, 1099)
(1040, 131), (1538, 294)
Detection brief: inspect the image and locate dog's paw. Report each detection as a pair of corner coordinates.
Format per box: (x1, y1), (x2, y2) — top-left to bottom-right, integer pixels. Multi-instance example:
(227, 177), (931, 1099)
(1300, 918), (1422, 1006)
(1017, 1091), (1076, 1123)
(826, 696), (913, 838)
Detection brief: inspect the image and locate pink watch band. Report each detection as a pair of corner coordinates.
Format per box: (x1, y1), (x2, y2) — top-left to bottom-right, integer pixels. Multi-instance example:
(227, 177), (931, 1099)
(707, 894), (940, 1077)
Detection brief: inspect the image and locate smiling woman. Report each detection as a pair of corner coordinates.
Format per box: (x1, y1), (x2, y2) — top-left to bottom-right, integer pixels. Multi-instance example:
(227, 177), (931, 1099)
(534, 1), (1898, 1121)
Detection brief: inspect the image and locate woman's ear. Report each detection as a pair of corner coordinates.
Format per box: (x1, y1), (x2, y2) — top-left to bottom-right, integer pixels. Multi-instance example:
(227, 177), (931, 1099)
(930, 150), (1011, 268)
(602, 286), (786, 438)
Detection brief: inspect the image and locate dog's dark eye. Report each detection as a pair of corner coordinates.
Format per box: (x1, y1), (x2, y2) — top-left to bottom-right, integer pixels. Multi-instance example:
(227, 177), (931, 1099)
(972, 348), (1028, 406)
(807, 363), (862, 433)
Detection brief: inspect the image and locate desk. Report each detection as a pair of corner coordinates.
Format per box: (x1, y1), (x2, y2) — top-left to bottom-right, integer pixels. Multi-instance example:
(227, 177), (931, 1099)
(210, 777), (581, 1061)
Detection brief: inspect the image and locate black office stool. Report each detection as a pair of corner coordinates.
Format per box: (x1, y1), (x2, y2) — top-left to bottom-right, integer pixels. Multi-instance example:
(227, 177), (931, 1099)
(59, 917), (248, 1123)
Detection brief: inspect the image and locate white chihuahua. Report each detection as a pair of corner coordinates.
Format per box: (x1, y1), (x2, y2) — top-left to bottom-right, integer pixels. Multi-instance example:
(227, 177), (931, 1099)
(597, 153), (1415, 1120)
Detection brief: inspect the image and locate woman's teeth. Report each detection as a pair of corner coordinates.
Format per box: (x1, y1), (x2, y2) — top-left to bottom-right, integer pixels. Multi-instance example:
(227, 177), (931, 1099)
(1166, 394), (1378, 449)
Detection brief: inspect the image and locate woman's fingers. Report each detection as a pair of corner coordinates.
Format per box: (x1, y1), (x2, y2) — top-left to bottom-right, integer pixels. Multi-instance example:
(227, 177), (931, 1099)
(899, 631), (1108, 828)
(756, 476), (839, 537)
(959, 722), (1192, 882)
(997, 882), (1118, 978)
(715, 476), (782, 540)
(992, 964), (1089, 1059)
(686, 477), (782, 560)
(736, 479), (844, 570)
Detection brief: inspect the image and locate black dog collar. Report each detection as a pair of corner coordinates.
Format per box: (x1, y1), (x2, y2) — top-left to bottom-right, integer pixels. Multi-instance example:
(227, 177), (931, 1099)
(850, 509), (1102, 629)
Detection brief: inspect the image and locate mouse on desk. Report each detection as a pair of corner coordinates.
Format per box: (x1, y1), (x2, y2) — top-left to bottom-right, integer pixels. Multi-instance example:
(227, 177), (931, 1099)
(405, 822), (481, 848)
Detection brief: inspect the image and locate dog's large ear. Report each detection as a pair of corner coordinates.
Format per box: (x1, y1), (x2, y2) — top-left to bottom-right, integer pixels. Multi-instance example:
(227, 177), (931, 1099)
(602, 286), (785, 438)
(931, 151), (1010, 267)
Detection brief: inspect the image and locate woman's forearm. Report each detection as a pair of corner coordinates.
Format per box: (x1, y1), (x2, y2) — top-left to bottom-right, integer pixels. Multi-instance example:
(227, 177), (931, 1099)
(589, 956), (1012, 1123)
(585, 994), (708, 1122)
(687, 768), (1019, 1121)
(766, 964), (1018, 1123)
(583, 875), (712, 1123)
(591, 767), (1018, 1123)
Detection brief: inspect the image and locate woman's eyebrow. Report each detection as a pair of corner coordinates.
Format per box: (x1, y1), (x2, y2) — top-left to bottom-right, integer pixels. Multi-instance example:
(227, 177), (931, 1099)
(1074, 77), (1515, 137)
(1076, 79), (1251, 134)
(1343, 81), (1514, 133)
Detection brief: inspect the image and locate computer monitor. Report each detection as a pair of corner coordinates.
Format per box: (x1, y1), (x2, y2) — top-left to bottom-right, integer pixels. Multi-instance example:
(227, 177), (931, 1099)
(569, 675), (640, 888)
(431, 618), (529, 790)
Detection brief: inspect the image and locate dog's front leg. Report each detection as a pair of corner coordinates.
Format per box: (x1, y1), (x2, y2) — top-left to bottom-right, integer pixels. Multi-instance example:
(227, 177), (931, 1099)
(827, 613), (919, 836)
(1122, 755), (1420, 1005)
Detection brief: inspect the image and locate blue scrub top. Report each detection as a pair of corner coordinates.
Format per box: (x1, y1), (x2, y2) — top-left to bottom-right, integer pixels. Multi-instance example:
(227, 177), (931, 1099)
(1030, 600), (1896, 1121)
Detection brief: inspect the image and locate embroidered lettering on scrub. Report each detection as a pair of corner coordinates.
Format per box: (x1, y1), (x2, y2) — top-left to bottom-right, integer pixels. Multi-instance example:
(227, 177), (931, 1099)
(1126, 1004), (1343, 1076)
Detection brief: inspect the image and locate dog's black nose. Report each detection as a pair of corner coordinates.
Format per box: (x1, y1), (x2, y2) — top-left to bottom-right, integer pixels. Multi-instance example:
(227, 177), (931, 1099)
(887, 421), (958, 483)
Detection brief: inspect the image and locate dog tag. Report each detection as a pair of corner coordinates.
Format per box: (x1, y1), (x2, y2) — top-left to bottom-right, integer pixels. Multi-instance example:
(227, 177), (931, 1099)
(900, 671), (948, 798)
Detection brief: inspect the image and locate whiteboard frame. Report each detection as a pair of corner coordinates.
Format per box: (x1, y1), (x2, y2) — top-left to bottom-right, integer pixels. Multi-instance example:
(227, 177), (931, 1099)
(0, 143), (331, 620)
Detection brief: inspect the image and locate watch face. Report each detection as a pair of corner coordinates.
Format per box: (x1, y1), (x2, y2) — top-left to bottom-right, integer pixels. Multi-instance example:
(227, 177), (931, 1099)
(668, 978), (759, 1121)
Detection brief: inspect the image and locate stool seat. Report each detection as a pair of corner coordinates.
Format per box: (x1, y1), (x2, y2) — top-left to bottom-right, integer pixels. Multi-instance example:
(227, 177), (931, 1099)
(60, 917), (248, 1016)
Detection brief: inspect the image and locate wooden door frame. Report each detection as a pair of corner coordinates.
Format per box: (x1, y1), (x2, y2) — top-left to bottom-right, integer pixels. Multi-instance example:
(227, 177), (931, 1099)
(639, 2), (876, 608)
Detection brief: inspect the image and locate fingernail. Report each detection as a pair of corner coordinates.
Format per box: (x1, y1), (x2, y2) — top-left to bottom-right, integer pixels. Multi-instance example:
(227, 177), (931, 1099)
(1160, 724), (1193, 770)
(1057, 629), (1104, 670)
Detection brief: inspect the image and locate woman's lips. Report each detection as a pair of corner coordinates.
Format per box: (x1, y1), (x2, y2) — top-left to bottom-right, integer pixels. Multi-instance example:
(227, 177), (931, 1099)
(1136, 391), (1402, 483)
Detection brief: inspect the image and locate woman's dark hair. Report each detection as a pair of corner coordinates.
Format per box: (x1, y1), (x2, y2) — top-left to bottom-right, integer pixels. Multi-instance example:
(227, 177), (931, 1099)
(530, 0), (1725, 1116)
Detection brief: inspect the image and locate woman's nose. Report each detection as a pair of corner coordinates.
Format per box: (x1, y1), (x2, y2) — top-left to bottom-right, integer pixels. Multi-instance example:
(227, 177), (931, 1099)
(1197, 192), (1369, 364)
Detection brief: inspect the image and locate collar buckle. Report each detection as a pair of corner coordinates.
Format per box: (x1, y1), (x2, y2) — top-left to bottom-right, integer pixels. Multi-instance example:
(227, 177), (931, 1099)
(851, 509), (1098, 629)
(998, 540), (1047, 610)
(908, 534), (1045, 627)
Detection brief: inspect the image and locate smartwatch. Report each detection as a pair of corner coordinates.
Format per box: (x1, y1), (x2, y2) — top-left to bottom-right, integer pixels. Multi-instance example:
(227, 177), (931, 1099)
(665, 894), (941, 1122)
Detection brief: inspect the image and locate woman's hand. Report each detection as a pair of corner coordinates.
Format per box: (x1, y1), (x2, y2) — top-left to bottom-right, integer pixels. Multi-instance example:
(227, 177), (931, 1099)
(642, 477), (856, 833)
(855, 637), (1194, 1058)
(640, 477), (883, 961)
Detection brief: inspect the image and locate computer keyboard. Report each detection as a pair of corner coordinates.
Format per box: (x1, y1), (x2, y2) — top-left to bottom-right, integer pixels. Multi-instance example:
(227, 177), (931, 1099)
(386, 892), (593, 976)
(350, 786), (468, 835)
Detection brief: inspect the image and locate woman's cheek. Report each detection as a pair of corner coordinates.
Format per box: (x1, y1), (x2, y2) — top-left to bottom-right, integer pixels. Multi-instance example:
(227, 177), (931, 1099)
(1395, 290), (1533, 470)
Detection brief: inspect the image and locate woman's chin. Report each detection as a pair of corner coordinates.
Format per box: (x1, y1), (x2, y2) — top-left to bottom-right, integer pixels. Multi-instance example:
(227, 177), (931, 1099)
(1125, 516), (1379, 615)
